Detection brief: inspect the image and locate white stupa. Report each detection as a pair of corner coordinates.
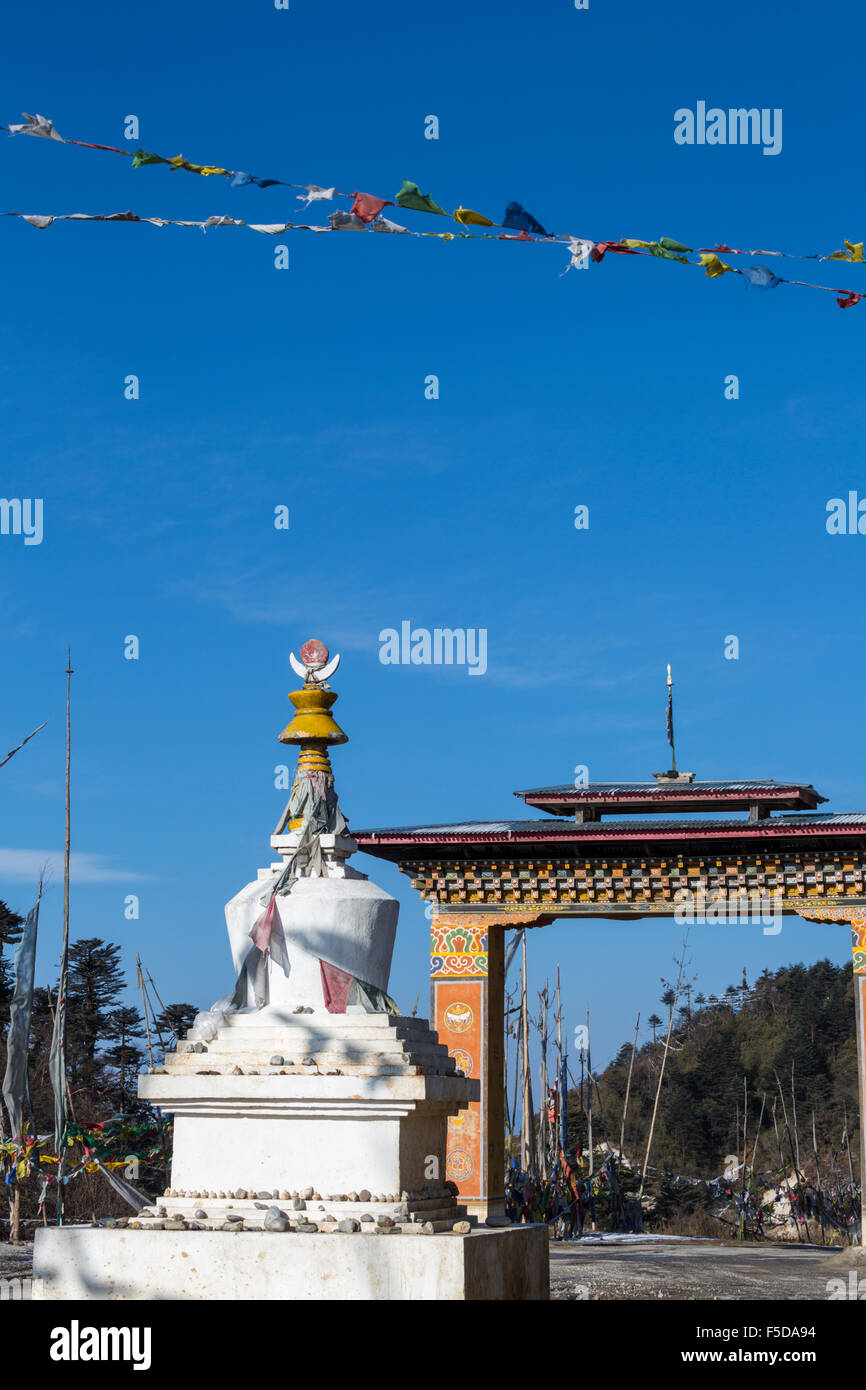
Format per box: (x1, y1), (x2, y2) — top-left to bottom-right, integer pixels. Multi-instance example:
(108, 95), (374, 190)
(34, 642), (548, 1300)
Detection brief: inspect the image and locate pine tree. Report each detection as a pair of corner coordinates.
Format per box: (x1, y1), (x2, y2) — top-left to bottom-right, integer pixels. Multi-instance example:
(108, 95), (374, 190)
(0, 899), (24, 1033)
(66, 938), (126, 1116)
(101, 1006), (146, 1112)
(153, 1002), (199, 1046)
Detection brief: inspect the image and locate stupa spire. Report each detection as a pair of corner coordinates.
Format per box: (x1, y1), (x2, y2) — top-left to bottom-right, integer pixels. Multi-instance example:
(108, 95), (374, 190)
(279, 638), (347, 782)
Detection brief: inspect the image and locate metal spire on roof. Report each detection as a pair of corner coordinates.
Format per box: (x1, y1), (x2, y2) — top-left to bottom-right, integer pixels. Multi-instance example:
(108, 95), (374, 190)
(654, 663), (695, 784)
(666, 663), (676, 774)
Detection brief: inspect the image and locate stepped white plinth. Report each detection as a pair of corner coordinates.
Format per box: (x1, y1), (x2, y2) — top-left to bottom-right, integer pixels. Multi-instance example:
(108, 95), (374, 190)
(139, 1010), (476, 1197)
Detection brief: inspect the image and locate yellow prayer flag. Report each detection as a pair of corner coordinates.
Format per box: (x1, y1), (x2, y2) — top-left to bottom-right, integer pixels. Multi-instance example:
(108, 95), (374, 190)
(167, 154), (228, 176)
(621, 239), (652, 249)
(828, 241), (864, 261)
(454, 206), (494, 227)
(699, 252), (733, 278)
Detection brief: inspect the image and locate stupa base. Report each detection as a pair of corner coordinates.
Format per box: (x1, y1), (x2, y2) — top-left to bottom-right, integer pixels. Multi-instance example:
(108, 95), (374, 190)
(33, 1224), (549, 1301)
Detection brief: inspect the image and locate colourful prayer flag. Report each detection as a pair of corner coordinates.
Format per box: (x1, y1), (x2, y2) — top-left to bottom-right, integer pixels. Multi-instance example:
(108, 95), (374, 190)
(828, 240), (864, 262)
(503, 202), (549, 237)
(351, 190), (393, 223)
(591, 241), (638, 262)
(743, 264), (781, 290)
(7, 112), (62, 141)
(454, 206), (494, 227)
(394, 179), (447, 215)
(319, 959), (354, 1014)
(329, 209), (367, 230)
(649, 243), (689, 262)
(131, 148), (168, 168)
(699, 252), (735, 278)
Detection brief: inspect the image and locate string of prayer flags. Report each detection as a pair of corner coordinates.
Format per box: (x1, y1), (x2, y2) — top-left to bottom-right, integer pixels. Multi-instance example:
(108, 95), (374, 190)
(394, 179), (447, 215)
(4, 188), (865, 308)
(503, 201), (550, 237)
(7, 108), (866, 303)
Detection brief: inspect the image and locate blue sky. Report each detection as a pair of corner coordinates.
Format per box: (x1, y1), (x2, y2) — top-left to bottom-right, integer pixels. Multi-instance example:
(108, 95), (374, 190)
(1, 0), (864, 1068)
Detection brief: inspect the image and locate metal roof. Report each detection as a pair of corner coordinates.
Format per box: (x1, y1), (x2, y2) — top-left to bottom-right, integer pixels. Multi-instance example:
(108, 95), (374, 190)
(515, 779), (827, 817)
(353, 812), (866, 852)
(515, 780), (821, 795)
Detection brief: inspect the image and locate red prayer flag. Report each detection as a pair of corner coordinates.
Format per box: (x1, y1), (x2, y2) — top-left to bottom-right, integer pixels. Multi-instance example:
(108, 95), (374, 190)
(837, 291), (862, 309)
(350, 191), (393, 223)
(591, 240), (638, 263)
(319, 958), (355, 1014)
(249, 895), (279, 953)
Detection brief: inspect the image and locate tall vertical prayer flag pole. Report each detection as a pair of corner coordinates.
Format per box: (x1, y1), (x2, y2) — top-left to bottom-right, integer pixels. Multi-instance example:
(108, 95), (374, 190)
(50, 649), (73, 1225)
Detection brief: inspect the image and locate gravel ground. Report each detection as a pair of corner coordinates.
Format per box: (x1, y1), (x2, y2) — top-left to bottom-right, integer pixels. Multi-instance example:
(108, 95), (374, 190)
(549, 1239), (851, 1300)
(0, 1243), (33, 1283)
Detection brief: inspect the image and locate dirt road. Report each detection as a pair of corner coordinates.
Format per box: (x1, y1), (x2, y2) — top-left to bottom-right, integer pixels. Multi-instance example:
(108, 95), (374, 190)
(550, 1239), (851, 1300)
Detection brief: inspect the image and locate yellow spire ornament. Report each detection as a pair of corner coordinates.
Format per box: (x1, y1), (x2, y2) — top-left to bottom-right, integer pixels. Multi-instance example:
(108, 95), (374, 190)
(278, 639), (348, 834)
(279, 637), (347, 775)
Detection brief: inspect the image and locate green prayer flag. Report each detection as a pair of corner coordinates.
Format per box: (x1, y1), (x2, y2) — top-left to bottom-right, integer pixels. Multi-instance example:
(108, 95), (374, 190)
(656, 237), (693, 253)
(649, 243), (689, 262)
(131, 148), (168, 169)
(394, 179), (447, 216)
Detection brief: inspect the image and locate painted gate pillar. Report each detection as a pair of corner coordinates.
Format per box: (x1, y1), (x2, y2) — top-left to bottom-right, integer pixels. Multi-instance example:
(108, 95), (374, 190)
(797, 907), (866, 1240)
(430, 910), (546, 1220)
(430, 913), (505, 1220)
